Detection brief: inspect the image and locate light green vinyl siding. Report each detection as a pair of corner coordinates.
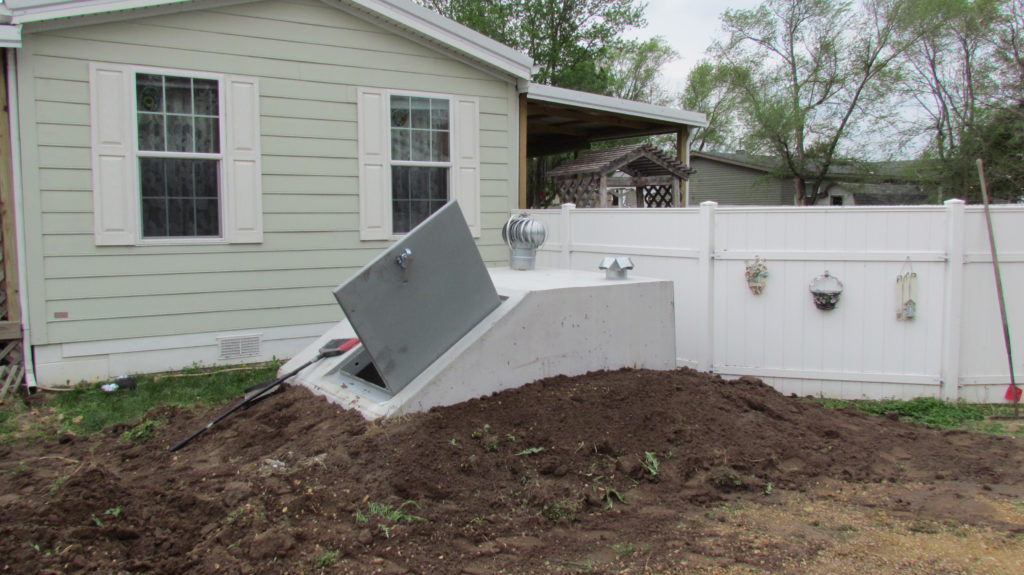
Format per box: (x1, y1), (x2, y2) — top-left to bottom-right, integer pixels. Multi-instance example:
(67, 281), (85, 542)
(689, 158), (794, 206)
(19, 0), (519, 345)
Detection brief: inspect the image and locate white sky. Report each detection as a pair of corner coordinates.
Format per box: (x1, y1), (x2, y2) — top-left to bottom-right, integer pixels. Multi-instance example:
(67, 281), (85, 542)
(634, 0), (762, 92)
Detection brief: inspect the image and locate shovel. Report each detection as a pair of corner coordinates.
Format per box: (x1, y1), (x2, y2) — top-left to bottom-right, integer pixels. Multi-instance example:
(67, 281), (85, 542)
(169, 338), (359, 452)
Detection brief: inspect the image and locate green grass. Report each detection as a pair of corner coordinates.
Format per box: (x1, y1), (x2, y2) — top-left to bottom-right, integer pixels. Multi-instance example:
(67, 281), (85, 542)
(42, 361), (281, 435)
(811, 396), (1022, 431)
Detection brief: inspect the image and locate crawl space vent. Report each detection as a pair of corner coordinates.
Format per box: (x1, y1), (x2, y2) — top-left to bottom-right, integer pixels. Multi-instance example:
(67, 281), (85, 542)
(218, 334), (262, 360)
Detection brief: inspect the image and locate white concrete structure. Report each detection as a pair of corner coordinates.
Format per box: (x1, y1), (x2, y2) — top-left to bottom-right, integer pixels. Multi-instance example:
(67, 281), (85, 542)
(282, 267), (676, 419)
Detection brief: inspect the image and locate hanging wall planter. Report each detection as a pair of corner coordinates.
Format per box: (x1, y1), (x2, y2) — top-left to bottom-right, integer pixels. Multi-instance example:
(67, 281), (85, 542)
(744, 257), (768, 295)
(896, 259), (917, 320)
(809, 271), (843, 310)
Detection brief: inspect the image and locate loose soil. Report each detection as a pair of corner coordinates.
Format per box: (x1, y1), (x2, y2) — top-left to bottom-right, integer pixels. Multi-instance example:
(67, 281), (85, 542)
(2, 368), (1023, 574)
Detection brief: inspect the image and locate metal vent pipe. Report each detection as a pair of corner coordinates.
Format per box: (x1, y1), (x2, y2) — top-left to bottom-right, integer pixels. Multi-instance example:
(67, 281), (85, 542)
(502, 213), (547, 270)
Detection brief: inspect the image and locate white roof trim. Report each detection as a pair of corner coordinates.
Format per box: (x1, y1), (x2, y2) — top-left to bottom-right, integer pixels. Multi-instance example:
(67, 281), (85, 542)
(5, 0), (196, 23)
(5, 0), (535, 80)
(330, 0), (533, 80)
(0, 25), (22, 47)
(527, 83), (708, 129)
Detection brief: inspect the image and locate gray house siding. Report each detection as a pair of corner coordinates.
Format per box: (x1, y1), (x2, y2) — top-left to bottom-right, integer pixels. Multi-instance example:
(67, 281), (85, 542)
(18, 0), (519, 352)
(689, 157), (794, 206)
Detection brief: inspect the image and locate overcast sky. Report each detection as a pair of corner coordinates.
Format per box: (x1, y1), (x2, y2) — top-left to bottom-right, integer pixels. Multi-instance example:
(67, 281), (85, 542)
(635, 0), (762, 91)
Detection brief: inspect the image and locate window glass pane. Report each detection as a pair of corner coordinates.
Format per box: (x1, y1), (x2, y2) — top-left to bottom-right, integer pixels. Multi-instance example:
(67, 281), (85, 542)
(392, 166), (447, 233)
(430, 101), (449, 130)
(166, 116), (194, 153)
(391, 128), (410, 161)
(431, 131), (449, 162)
(392, 201), (411, 234)
(165, 76), (192, 114)
(410, 97), (430, 129)
(140, 158), (220, 238)
(195, 161), (219, 198)
(194, 116), (219, 154)
(194, 79), (218, 116)
(137, 113), (165, 151)
(392, 166), (410, 200)
(137, 73), (219, 154)
(390, 96), (409, 127)
(167, 198), (193, 236)
(430, 168), (449, 201)
(137, 74), (163, 113)
(410, 166), (429, 199)
(410, 198), (431, 230)
(141, 198), (168, 237)
(194, 199), (220, 236)
(410, 130), (431, 162)
(139, 158), (167, 198)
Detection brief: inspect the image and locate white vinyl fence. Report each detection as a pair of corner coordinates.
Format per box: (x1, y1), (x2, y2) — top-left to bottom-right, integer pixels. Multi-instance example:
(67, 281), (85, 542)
(527, 200), (1024, 402)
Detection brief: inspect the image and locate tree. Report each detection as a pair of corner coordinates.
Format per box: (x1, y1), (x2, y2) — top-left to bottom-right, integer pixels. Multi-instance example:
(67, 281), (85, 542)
(680, 60), (743, 151)
(603, 37), (676, 104)
(895, 0), (1002, 199)
(711, 0), (921, 204)
(418, 0), (648, 93)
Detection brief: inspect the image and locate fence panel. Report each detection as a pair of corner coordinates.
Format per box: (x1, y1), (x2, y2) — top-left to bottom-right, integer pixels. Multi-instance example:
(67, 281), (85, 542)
(527, 202), (1024, 402)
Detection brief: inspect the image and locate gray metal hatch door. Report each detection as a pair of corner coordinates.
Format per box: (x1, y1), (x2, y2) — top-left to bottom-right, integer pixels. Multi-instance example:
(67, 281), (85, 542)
(333, 201), (501, 394)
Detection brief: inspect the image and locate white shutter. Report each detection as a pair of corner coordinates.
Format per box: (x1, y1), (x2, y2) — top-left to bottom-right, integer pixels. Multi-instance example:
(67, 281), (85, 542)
(358, 88), (391, 240)
(453, 96), (481, 237)
(224, 76), (263, 243)
(89, 63), (136, 245)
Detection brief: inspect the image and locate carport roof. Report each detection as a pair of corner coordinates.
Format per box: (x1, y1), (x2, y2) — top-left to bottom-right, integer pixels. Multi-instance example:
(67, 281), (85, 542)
(525, 83), (708, 157)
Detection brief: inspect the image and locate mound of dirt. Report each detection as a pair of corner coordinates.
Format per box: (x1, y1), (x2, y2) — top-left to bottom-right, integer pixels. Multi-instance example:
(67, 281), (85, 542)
(1, 368), (1022, 574)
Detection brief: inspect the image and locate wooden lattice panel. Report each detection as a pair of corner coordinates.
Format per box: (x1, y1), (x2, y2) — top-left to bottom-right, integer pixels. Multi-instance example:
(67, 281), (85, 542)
(557, 176), (602, 208)
(642, 185), (674, 208)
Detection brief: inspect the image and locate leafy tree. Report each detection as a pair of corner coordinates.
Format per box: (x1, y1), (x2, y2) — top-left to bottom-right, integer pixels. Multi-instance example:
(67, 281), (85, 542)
(603, 37), (676, 104)
(711, 0), (922, 204)
(895, 0), (1002, 198)
(418, 0), (648, 93)
(681, 60), (743, 151)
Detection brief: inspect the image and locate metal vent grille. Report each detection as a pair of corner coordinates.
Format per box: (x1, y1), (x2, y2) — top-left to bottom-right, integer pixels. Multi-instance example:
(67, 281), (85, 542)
(218, 334), (262, 360)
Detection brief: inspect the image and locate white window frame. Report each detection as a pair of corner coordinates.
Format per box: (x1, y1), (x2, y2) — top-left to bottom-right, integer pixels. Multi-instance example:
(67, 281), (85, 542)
(358, 87), (480, 240)
(90, 63), (263, 246)
(135, 68), (225, 243)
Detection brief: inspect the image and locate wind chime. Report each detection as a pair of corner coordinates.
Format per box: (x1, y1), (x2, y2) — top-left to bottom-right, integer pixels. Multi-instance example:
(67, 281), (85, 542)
(896, 259), (917, 321)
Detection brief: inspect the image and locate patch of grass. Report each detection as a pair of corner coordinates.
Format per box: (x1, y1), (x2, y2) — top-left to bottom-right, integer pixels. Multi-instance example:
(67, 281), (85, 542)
(641, 451), (660, 476)
(119, 419), (163, 443)
(354, 500), (423, 537)
(810, 397), (986, 428)
(46, 361), (281, 435)
(313, 550), (339, 568)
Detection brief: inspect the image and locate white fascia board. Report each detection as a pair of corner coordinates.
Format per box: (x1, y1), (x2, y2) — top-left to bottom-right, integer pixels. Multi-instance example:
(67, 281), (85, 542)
(7, 0), (536, 81)
(5, 0), (196, 23)
(0, 25), (22, 47)
(527, 83), (709, 129)
(327, 0), (533, 81)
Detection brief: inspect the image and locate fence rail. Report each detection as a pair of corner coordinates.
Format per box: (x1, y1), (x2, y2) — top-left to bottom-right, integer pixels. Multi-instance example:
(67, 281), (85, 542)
(527, 200), (1024, 402)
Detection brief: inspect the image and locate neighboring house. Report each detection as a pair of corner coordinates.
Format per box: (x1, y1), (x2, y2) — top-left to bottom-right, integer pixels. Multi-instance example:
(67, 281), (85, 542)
(689, 150), (932, 206)
(0, 0), (706, 386)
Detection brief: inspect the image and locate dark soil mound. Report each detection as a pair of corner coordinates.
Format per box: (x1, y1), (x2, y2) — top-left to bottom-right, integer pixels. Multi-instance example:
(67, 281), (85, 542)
(1, 368), (1022, 574)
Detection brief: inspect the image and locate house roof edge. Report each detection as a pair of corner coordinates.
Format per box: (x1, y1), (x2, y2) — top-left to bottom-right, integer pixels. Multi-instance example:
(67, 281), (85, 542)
(526, 83), (708, 129)
(5, 0), (536, 80)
